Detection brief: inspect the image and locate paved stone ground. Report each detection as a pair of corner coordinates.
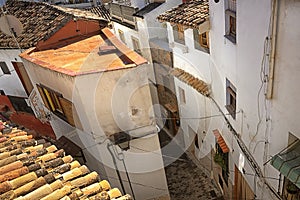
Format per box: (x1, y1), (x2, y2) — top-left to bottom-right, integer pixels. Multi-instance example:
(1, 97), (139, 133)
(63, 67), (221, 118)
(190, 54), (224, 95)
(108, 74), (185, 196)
(159, 130), (224, 200)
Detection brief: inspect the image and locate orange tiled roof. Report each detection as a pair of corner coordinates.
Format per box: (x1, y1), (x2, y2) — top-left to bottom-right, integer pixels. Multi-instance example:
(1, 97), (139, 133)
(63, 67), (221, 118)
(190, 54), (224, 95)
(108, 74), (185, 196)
(0, 120), (132, 200)
(170, 68), (210, 96)
(157, 0), (209, 29)
(19, 28), (148, 76)
(213, 130), (229, 153)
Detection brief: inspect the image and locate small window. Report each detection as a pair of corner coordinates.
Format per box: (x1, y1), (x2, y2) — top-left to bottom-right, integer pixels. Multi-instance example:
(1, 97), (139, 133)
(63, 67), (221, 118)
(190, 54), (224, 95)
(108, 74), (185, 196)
(225, 0), (237, 43)
(225, 78), (236, 119)
(173, 25), (185, 44)
(37, 84), (78, 127)
(0, 62), (11, 74)
(193, 29), (209, 52)
(131, 36), (141, 55)
(118, 29), (126, 44)
(178, 87), (186, 104)
(194, 134), (199, 149)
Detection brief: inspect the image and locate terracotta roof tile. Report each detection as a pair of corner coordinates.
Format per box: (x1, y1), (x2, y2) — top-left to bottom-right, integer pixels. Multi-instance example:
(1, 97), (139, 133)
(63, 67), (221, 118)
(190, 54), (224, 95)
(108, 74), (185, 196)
(0, 0), (107, 49)
(157, 0), (209, 29)
(170, 68), (210, 96)
(0, 120), (132, 200)
(86, 5), (111, 21)
(213, 130), (229, 153)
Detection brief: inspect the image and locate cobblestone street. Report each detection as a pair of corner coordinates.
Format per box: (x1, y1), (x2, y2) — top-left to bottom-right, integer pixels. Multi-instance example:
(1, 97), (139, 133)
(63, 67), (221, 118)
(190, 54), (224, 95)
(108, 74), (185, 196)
(159, 130), (224, 200)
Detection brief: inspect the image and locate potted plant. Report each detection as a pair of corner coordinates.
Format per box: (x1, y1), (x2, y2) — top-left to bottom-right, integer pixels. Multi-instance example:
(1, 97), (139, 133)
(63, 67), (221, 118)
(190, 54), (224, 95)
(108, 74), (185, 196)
(214, 153), (227, 171)
(287, 182), (298, 195)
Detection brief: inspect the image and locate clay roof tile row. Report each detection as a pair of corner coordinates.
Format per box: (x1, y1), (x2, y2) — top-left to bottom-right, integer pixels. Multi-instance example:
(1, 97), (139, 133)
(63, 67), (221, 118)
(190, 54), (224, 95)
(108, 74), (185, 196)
(157, 0), (209, 29)
(170, 68), (210, 96)
(0, 120), (132, 200)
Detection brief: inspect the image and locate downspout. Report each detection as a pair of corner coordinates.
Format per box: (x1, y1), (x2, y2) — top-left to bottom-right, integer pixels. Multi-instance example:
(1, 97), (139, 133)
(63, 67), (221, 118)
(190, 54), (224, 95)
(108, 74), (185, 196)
(266, 0), (279, 99)
(107, 143), (126, 195)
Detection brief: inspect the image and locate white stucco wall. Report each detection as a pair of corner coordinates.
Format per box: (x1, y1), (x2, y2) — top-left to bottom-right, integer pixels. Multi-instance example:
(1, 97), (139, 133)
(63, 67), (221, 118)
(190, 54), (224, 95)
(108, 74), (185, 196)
(22, 57), (169, 199)
(0, 49), (27, 97)
(163, 0), (284, 198)
(264, 0), (300, 194)
(209, 0), (275, 198)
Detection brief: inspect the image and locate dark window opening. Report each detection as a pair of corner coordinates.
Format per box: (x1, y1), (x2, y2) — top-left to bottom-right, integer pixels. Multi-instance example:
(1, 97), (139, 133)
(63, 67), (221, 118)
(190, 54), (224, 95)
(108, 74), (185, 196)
(0, 62), (11, 74)
(8, 95), (33, 114)
(225, 78), (236, 119)
(215, 142), (229, 186)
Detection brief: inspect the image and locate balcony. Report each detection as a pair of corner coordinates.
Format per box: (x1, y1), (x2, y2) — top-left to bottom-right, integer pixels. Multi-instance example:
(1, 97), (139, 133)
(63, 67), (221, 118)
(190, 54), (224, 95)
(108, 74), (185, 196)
(109, 3), (138, 29)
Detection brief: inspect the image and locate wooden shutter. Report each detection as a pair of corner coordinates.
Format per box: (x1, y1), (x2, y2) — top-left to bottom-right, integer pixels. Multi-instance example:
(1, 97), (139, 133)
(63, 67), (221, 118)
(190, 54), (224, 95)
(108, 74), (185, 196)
(36, 85), (50, 110)
(58, 97), (75, 127)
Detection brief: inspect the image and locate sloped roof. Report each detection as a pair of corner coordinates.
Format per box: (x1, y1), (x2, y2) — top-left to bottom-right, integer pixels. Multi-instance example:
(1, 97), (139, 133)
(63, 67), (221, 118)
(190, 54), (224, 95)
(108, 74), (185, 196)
(170, 68), (210, 96)
(0, 0), (107, 49)
(0, 120), (132, 200)
(20, 28), (148, 76)
(133, 2), (163, 19)
(86, 5), (111, 21)
(157, 0), (209, 29)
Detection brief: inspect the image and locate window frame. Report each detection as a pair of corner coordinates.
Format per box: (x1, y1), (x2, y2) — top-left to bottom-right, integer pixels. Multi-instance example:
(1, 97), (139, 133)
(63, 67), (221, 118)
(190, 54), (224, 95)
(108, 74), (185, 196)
(193, 29), (210, 53)
(225, 79), (237, 119)
(224, 0), (237, 44)
(173, 24), (185, 45)
(37, 84), (68, 123)
(118, 29), (126, 44)
(131, 36), (141, 55)
(178, 87), (186, 104)
(0, 62), (11, 75)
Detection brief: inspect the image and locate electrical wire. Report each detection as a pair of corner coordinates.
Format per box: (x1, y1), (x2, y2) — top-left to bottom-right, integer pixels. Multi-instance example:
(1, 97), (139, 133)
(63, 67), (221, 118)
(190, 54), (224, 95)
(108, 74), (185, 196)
(156, 110), (242, 120)
(249, 37), (269, 152)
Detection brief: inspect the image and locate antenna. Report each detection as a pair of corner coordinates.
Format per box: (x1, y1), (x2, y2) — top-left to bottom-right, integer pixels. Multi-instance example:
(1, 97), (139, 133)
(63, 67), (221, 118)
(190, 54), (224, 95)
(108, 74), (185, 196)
(0, 5), (23, 51)
(0, 15), (23, 37)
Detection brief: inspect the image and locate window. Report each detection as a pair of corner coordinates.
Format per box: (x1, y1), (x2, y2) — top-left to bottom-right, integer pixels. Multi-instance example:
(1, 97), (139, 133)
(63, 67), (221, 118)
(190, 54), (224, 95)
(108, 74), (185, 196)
(118, 29), (126, 44)
(173, 25), (185, 44)
(37, 84), (77, 126)
(193, 29), (210, 52)
(194, 134), (199, 149)
(0, 62), (11, 74)
(131, 36), (141, 55)
(225, 0), (237, 43)
(178, 87), (186, 104)
(225, 78), (236, 119)
(215, 142), (229, 186)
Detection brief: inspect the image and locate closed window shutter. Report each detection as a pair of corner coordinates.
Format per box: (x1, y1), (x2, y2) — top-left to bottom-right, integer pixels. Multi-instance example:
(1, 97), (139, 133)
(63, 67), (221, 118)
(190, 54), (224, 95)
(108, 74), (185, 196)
(36, 85), (50, 110)
(58, 97), (76, 127)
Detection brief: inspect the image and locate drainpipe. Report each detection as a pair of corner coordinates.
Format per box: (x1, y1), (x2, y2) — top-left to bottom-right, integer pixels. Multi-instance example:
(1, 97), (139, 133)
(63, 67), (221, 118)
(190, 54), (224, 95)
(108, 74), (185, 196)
(107, 143), (126, 195)
(266, 0), (279, 99)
